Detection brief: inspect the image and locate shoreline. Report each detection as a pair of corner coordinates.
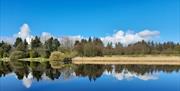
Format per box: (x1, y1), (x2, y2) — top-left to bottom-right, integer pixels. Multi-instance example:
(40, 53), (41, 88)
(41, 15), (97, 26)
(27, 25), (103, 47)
(1, 55), (180, 65)
(72, 56), (180, 65)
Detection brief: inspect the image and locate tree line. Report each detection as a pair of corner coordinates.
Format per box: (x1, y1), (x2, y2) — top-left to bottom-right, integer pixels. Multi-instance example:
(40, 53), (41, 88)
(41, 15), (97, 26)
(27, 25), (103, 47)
(0, 36), (180, 59)
(74, 38), (180, 56)
(0, 36), (61, 59)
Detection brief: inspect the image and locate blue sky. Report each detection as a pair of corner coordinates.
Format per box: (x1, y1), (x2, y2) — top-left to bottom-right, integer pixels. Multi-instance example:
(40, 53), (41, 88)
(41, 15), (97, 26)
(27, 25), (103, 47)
(0, 0), (180, 42)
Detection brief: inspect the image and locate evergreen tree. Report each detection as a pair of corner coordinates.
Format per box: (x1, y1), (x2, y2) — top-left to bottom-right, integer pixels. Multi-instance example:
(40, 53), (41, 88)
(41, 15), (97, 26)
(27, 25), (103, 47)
(14, 37), (23, 47)
(31, 36), (42, 49)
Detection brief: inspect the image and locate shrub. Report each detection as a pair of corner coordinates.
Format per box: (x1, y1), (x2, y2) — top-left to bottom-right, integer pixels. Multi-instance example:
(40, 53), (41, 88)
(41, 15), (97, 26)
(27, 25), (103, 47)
(49, 51), (65, 61)
(10, 51), (24, 60)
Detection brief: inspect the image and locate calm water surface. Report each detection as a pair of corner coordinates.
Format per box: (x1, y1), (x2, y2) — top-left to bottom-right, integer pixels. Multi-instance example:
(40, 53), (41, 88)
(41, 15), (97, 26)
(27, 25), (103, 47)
(0, 61), (180, 91)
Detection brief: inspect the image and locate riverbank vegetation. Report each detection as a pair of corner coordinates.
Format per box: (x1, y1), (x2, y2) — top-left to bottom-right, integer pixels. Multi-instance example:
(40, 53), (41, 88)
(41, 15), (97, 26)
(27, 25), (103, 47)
(0, 36), (180, 61)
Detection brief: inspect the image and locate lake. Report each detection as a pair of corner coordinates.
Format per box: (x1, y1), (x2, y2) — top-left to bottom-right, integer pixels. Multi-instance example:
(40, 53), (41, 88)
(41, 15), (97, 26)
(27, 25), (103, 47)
(0, 61), (180, 91)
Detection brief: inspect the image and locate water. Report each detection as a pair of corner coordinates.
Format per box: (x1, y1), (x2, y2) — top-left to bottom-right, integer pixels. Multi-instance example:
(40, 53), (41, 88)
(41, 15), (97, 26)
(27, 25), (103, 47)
(0, 61), (180, 91)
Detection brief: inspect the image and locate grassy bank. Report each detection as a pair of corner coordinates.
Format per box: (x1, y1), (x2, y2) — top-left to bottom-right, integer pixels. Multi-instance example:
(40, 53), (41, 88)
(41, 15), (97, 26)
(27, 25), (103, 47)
(1, 55), (180, 65)
(72, 55), (180, 65)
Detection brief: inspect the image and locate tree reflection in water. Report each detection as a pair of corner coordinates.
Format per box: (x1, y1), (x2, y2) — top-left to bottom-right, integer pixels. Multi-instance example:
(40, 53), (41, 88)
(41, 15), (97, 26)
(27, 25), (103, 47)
(0, 61), (180, 87)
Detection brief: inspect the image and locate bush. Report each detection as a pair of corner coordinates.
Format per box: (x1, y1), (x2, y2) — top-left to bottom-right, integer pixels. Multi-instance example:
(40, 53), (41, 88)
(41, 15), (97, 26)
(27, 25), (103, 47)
(49, 51), (65, 61)
(10, 51), (24, 60)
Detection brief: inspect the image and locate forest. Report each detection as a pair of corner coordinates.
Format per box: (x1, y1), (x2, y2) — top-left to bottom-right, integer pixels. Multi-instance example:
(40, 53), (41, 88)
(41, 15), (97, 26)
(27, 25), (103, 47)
(0, 36), (180, 60)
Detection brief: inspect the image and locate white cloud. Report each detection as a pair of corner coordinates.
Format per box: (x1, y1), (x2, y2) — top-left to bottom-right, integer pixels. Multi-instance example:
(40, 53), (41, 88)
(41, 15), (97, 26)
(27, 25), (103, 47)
(101, 29), (160, 46)
(1, 23), (160, 46)
(18, 24), (30, 39)
(0, 36), (15, 44)
(8, 23), (82, 45)
(138, 29), (160, 38)
(13, 23), (33, 44)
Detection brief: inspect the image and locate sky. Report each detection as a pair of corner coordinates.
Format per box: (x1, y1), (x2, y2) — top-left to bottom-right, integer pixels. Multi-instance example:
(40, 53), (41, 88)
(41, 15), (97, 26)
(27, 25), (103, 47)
(0, 0), (180, 44)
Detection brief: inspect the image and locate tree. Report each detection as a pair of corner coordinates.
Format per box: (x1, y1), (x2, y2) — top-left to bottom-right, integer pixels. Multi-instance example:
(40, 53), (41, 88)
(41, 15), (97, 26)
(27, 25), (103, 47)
(24, 39), (28, 49)
(88, 37), (92, 42)
(1, 34), (180, 59)
(126, 40), (151, 55)
(44, 37), (60, 53)
(74, 40), (84, 56)
(16, 42), (26, 51)
(1, 42), (12, 57)
(74, 40), (80, 46)
(93, 38), (104, 56)
(31, 36), (42, 49)
(52, 38), (60, 51)
(74, 38), (104, 57)
(14, 37), (23, 47)
(115, 42), (124, 55)
(174, 43), (180, 54)
(30, 36), (42, 58)
(44, 37), (53, 52)
(10, 51), (24, 60)
(61, 37), (74, 49)
(83, 42), (93, 56)
(106, 42), (113, 49)
(115, 42), (123, 49)
(0, 48), (3, 58)
(104, 42), (113, 55)
(0, 41), (5, 47)
(14, 39), (29, 57)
